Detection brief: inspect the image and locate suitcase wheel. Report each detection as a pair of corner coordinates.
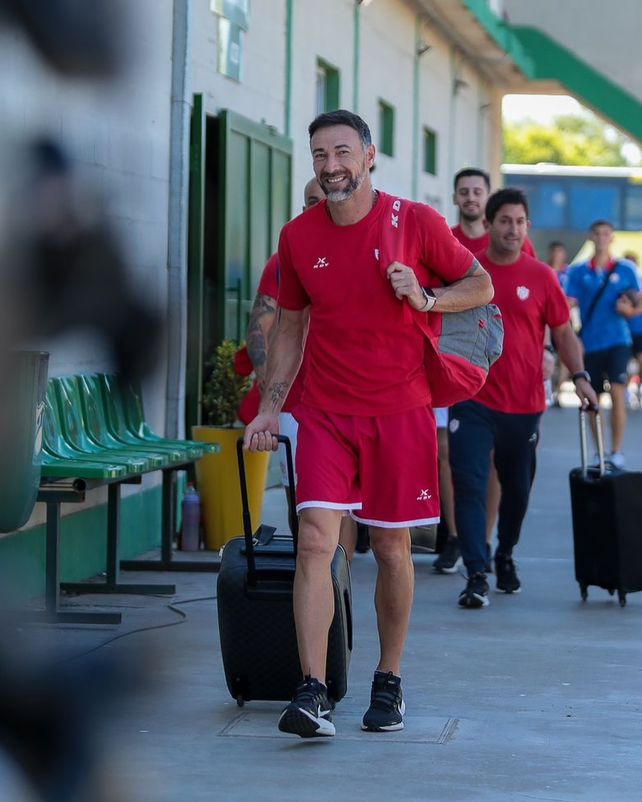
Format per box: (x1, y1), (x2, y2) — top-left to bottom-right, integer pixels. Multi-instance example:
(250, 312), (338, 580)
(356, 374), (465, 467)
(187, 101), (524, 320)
(579, 583), (588, 602)
(618, 590), (627, 608)
(236, 695), (245, 707)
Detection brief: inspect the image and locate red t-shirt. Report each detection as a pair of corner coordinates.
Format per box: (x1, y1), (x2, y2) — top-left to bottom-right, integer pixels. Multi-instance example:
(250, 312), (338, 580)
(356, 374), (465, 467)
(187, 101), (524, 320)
(256, 253), (305, 412)
(451, 225), (536, 257)
(277, 192), (475, 415)
(474, 252), (570, 414)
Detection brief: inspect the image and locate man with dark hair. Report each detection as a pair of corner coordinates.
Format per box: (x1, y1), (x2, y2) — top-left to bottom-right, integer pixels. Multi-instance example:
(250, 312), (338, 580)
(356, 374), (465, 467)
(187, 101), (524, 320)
(434, 169), (537, 575)
(451, 167), (536, 257)
(244, 109), (493, 737)
(449, 187), (597, 609)
(565, 221), (642, 467)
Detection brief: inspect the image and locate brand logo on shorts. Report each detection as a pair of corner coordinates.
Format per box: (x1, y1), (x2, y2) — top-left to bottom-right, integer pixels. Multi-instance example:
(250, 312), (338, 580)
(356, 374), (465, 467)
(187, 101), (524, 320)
(449, 419), (460, 433)
(374, 248), (380, 261)
(516, 285), (530, 301)
(417, 489), (432, 502)
(313, 257), (329, 269)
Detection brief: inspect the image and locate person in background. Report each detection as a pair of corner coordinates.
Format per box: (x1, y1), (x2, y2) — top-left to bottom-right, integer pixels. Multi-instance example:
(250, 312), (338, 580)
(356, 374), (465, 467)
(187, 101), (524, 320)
(435, 168), (537, 575)
(545, 241), (571, 405)
(565, 221), (642, 466)
(621, 251), (642, 408)
(241, 178), (324, 535)
(546, 240), (569, 290)
(449, 187), (597, 609)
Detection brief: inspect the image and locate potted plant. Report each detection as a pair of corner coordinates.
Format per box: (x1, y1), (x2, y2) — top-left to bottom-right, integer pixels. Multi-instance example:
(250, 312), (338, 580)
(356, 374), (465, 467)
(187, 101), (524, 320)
(192, 340), (270, 551)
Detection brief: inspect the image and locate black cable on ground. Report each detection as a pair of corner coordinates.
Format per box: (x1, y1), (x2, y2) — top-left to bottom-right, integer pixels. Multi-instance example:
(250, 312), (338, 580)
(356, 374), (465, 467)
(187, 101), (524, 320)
(62, 594), (217, 662)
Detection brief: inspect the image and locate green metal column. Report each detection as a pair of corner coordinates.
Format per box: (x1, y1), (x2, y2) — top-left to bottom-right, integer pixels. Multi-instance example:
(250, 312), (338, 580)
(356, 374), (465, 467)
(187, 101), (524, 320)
(185, 93), (206, 435)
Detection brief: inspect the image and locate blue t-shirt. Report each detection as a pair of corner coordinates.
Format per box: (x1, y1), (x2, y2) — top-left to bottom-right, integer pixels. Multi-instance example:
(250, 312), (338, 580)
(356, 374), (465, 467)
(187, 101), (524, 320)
(565, 259), (640, 353)
(629, 311), (642, 336)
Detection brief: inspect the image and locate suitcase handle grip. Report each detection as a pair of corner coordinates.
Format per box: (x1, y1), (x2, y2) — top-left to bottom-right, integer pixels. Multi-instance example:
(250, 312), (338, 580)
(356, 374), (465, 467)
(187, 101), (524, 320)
(237, 436), (297, 583)
(579, 407), (605, 478)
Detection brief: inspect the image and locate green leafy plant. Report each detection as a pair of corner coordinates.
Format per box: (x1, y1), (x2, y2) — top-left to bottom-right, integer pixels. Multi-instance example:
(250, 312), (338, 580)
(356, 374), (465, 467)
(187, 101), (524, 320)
(201, 340), (252, 427)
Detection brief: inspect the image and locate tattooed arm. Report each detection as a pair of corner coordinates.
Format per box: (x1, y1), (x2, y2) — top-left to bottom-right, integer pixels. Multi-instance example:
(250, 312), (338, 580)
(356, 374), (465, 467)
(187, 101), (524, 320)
(246, 291), (277, 392)
(243, 308), (306, 451)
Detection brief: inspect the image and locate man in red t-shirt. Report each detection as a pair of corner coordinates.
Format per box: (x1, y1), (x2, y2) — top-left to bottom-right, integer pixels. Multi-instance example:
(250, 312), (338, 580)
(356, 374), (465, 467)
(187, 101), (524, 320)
(244, 110), (493, 739)
(451, 167), (537, 257)
(448, 187), (597, 610)
(243, 178), (324, 533)
(433, 169), (537, 575)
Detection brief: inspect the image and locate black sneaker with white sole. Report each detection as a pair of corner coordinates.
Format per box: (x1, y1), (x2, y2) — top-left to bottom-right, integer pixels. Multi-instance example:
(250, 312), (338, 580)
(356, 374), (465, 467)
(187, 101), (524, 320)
(433, 535), (463, 574)
(278, 676), (335, 738)
(361, 671), (405, 732)
(495, 553), (521, 594)
(458, 572), (489, 608)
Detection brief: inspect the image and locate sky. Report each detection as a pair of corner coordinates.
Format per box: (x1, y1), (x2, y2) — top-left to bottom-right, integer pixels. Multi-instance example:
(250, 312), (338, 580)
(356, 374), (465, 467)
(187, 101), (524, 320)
(502, 93), (583, 123)
(502, 93), (641, 164)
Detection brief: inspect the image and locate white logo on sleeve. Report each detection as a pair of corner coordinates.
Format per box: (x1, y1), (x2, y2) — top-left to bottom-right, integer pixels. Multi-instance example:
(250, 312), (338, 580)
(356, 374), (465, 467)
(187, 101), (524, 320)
(417, 489), (432, 502)
(609, 272), (620, 283)
(516, 285), (530, 301)
(313, 257), (329, 269)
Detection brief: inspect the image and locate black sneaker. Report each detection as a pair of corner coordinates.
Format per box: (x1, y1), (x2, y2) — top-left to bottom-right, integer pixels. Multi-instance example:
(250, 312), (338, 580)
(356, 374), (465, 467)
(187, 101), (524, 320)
(458, 572), (489, 608)
(495, 553), (521, 594)
(361, 671), (405, 732)
(278, 676), (335, 738)
(433, 535), (463, 574)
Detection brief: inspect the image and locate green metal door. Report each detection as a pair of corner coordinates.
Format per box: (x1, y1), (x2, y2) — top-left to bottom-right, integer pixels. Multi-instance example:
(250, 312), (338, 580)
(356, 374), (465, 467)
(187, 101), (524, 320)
(217, 109), (292, 343)
(186, 105), (292, 434)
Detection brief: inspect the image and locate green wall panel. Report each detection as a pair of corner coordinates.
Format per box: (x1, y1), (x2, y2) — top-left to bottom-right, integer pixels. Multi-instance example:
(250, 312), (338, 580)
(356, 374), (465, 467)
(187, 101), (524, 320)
(0, 486), (161, 604)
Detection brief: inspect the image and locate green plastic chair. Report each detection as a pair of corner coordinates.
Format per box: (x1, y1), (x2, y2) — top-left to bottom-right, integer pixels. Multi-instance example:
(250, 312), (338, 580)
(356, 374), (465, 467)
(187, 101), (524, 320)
(47, 381), (151, 474)
(81, 374), (188, 462)
(40, 396), (129, 480)
(99, 374), (215, 458)
(58, 375), (169, 469)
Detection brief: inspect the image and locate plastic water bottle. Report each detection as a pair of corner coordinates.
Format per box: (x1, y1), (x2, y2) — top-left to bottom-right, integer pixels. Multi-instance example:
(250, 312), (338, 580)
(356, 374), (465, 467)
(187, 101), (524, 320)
(180, 483), (201, 551)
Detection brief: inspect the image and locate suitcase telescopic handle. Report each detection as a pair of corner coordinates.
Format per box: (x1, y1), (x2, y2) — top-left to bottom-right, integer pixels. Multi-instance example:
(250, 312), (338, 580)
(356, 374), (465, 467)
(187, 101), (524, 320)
(236, 435), (297, 581)
(579, 406), (604, 478)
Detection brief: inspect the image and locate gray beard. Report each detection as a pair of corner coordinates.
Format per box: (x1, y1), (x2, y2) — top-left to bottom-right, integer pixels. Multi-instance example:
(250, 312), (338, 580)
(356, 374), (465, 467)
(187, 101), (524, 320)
(324, 169), (366, 203)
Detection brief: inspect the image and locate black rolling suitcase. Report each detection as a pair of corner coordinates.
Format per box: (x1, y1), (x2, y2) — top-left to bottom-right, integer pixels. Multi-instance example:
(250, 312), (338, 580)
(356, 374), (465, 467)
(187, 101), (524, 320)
(569, 408), (642, 607)
(217, 436), (352, 705)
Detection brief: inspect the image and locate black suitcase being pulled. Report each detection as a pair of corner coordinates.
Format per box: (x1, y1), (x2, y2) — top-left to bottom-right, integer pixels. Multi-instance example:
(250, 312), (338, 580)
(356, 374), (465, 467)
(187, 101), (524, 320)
(569, 409), (642, 607)
(217, 436), (352, 705)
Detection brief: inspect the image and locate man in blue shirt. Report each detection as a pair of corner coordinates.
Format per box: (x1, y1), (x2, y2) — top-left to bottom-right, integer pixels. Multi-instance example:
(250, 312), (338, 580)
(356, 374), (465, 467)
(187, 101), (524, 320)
(565, 221), (642, 466)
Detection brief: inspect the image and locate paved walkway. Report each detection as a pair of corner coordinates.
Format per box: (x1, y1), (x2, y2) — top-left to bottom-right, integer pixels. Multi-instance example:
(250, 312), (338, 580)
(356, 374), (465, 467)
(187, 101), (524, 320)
(2, 406), (641, 801)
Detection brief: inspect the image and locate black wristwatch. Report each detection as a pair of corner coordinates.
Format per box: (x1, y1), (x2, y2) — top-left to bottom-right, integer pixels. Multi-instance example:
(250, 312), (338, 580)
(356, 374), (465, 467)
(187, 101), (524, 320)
(572, 370), (591, 384)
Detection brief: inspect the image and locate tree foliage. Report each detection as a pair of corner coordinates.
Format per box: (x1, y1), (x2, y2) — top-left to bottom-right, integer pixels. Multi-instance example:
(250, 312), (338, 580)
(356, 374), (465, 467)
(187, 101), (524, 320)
(503, 114), (633, 166)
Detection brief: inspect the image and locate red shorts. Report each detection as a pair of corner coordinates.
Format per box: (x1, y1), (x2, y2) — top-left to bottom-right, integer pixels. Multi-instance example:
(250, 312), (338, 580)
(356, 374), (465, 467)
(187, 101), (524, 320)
(294, 404), (439, 528)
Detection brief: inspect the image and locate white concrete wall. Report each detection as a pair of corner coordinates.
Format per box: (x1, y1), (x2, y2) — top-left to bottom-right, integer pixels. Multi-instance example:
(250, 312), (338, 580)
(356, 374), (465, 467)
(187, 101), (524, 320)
(192, 0), (287, 133)
(0, 1), (174, 528)
(190, 0), (498, 217)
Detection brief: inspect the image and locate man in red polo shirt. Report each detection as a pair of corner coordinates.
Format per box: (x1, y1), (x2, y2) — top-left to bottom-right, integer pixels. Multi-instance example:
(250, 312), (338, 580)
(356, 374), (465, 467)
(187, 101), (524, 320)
(448, 187), (597, 610)
(244, 109), (493, 738)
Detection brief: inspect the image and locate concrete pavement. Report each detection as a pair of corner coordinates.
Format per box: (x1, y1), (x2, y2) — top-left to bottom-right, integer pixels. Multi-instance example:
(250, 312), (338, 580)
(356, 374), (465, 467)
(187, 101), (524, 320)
(2, 406), (641, 801)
